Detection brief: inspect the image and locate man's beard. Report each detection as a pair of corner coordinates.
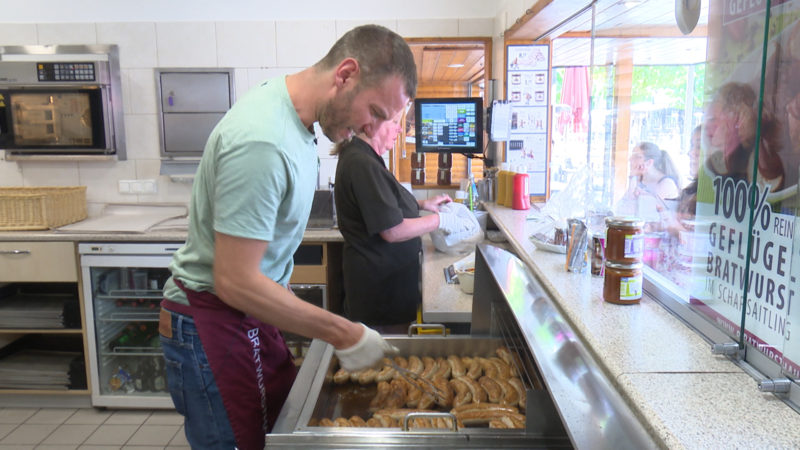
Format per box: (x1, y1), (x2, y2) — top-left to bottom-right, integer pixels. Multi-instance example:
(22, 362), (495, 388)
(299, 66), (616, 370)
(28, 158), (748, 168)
(319, 87), (359, 143)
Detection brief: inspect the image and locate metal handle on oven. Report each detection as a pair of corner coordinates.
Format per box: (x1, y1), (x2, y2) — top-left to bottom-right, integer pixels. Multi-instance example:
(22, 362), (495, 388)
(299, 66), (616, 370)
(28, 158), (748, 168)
(0, 249), (31, 255)
(401, 412), (458, 432)
(407, 323), (447, 337)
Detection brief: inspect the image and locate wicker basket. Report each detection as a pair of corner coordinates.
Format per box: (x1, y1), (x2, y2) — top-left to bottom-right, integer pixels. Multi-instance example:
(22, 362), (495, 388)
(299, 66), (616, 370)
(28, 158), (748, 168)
(0, 186), (88, 230)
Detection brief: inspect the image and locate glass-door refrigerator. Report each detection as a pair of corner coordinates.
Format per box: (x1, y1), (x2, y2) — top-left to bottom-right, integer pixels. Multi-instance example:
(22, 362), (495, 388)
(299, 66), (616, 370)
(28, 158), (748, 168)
(80, 242), (180, 408)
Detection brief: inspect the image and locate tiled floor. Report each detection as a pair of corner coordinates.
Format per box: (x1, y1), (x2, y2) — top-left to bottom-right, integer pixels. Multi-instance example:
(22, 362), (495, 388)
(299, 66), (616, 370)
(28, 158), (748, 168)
(0, 408), (188, 450)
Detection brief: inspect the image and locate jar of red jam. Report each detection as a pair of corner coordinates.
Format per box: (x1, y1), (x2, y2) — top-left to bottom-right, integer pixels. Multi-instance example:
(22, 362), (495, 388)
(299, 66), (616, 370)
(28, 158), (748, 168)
(604, 216), (644, 264)
(603, 261), (643, 304)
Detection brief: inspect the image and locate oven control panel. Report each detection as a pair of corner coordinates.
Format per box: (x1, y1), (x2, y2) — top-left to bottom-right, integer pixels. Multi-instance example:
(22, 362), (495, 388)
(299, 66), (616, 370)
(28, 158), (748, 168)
(37, 62), (96, 82)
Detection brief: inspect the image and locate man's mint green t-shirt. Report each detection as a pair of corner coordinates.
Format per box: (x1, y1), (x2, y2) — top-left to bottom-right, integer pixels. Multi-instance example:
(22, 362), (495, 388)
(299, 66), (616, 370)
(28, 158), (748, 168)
(164, 76), (318, 305)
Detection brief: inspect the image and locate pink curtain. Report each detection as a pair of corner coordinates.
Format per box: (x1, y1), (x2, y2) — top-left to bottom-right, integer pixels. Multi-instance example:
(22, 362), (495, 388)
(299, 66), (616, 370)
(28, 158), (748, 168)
(560, 66), (590, 133)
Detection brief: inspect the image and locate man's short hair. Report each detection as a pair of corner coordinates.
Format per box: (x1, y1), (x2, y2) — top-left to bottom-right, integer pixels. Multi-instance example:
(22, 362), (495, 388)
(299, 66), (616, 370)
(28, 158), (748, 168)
(316, 24), (417, 99)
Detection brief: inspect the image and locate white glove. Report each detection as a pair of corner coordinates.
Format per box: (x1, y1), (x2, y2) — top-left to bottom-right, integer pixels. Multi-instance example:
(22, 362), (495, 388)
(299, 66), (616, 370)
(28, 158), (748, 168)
(438, 210), (470, 234)
(334, 323), (399, 372)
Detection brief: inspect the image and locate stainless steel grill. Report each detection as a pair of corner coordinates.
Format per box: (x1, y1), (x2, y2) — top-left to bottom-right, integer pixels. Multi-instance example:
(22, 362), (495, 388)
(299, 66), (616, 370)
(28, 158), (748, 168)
(267, 244), (656, 449)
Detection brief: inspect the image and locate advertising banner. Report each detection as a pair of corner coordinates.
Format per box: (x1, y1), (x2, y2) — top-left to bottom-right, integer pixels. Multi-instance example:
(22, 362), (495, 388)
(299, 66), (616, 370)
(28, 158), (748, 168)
(692, 0), (800, 376)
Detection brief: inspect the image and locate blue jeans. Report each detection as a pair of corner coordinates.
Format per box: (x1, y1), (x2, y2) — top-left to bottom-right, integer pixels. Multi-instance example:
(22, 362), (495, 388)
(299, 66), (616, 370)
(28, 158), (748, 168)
(160, 309), (236, 449)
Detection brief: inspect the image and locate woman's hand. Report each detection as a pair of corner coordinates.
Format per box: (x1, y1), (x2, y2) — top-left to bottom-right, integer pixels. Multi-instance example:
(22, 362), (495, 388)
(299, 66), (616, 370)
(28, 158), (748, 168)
(419, 194), (452, 213)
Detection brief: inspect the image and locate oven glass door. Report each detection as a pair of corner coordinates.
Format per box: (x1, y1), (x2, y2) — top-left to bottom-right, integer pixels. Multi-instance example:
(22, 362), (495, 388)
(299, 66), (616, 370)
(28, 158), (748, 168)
(0, 88), (107, 150)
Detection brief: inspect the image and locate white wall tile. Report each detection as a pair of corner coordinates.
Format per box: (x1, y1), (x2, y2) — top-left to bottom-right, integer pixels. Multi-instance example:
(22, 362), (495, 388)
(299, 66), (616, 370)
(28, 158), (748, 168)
(97, 22), (158, 68)
(37, 23), (97, 45)
(123, 114), (161, 160)
(0, 24), (38, 44)
(458, 18), (493, 37)
(156, 22), (217, 67)
(122, 69), (158, 115)
(397, 19), (459, 38)
(0, 160), (24, 186)
(19, 162), (80, 186)
(275, 20), (335, 67)
(245, 68), (298, 93)
(216, 21), (276, 68)
(334, 20), (397, 39)
(134, 159), (193, 204)
(78, 160), (137, 204)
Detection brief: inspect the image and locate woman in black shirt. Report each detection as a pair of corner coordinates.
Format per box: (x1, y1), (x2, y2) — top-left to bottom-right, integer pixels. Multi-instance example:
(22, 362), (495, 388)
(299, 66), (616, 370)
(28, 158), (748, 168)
(333, 112), (460, 333)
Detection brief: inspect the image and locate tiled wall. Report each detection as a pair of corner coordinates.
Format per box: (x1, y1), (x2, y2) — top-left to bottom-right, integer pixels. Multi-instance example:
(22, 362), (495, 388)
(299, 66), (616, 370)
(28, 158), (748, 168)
(0, 18), (495, 216)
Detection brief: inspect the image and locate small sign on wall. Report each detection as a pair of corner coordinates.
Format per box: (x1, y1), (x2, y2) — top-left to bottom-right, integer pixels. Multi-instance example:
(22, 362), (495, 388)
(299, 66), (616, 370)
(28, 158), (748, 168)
(506, 43), (550, 200)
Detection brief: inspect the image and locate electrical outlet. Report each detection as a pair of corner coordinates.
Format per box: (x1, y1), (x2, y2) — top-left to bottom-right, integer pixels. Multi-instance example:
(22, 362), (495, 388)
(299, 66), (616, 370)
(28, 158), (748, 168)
(118, 180), (134, 194)
(140, 179), (158, 194)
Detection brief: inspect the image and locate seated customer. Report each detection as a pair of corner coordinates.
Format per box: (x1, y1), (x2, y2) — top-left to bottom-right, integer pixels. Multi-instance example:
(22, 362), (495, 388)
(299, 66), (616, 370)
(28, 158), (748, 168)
(333, 112), (468, 333)
(629, 141), (681, 201)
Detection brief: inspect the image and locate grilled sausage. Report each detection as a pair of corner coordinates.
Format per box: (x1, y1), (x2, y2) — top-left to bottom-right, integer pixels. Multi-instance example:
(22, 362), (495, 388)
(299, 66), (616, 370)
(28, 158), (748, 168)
(394, 356), (409, 369)
(449, 377), (472, 407)
(447, 355), (466, 377)
(456, 375), (487, 402)
(417, 392), (436, 409)
(349, 415), (367, 427)
(407, 355), (424, 375)
(421, 356), (438, 379)
(375, 364), (395, 382)
(508, 377), (527, 411)
(489, 357), (513, 380)
(434, 357), (451, 379)
(464, 357), (482, 379)
(496, 346), (515, 367)
(450, 402), (519, 415)
(477, 357), (498, 378)
(372, 413), (398, 428)
(455, 410), (526, 427)
(333, 417), (351, 427)
(478, 375), (502, 403)
(358, 368), (378, 385)
(496, 377), (519, 405)
(432, 376), (454, 408)
(384, 379), (408, 409)
(369, 380), (393, 412)
(333, 368), (350, 384)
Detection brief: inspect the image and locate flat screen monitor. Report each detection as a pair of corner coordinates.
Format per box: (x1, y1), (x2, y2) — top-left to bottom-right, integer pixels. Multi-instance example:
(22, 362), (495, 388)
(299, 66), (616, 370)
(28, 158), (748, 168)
(414, 97), (483, 153)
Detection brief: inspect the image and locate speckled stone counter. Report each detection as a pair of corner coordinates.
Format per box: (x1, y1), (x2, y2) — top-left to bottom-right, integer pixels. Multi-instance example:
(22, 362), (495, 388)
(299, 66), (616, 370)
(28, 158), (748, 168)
(420, 234), (473, 323)
(483, 202), (800, 449)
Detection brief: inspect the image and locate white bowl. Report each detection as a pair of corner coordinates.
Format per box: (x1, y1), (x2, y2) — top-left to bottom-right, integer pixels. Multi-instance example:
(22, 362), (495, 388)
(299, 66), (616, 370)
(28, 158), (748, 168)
(457, 270), (474, 294)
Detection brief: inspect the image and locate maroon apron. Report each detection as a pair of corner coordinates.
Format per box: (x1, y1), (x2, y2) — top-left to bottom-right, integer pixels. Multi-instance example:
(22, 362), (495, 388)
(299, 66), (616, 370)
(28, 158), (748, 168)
(165, 280), (297, 450)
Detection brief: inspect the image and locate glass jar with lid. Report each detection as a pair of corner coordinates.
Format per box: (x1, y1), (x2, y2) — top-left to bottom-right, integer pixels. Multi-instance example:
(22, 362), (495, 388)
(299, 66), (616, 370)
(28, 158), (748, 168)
(603, 261), (643, 304)
(604, 216), (644, 264)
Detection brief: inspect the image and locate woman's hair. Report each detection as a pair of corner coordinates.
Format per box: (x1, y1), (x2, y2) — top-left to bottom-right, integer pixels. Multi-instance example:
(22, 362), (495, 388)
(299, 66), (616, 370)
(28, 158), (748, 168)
(636, 141), (680, 184)
(315, 24), (417, 100)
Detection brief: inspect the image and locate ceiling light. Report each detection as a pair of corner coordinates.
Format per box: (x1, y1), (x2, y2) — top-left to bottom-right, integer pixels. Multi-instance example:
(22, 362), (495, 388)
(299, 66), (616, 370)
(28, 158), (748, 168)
(447, 63), (464, 68)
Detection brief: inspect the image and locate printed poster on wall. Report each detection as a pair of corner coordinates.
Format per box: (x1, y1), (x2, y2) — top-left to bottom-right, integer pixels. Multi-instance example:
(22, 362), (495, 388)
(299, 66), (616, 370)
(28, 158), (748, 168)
(691, 0), (800, 377)
(507, 44), (550, 197)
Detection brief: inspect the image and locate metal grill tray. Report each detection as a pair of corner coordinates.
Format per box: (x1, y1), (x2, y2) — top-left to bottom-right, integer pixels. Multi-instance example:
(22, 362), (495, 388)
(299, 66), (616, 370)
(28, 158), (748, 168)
(269, 336), (571, 448)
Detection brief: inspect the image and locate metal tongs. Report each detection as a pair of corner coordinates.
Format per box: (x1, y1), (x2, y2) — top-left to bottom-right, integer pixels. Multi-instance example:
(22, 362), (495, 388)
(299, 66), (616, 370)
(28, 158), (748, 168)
(389, 362), (447, 401)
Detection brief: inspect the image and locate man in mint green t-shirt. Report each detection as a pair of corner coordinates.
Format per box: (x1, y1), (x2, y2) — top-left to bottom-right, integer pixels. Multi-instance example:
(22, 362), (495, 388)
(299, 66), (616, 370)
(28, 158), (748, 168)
(159, 25), (417, 450)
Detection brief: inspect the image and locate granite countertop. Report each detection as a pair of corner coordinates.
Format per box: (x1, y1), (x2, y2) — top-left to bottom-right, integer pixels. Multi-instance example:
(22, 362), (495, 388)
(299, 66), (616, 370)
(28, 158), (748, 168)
(483, 202), (800, 449)
(420, 234), (473, 323)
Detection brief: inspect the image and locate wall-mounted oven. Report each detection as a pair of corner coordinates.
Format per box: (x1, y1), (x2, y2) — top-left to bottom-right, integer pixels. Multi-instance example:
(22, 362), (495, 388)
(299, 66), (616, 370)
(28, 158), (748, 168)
(0, 44), (126, 160)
